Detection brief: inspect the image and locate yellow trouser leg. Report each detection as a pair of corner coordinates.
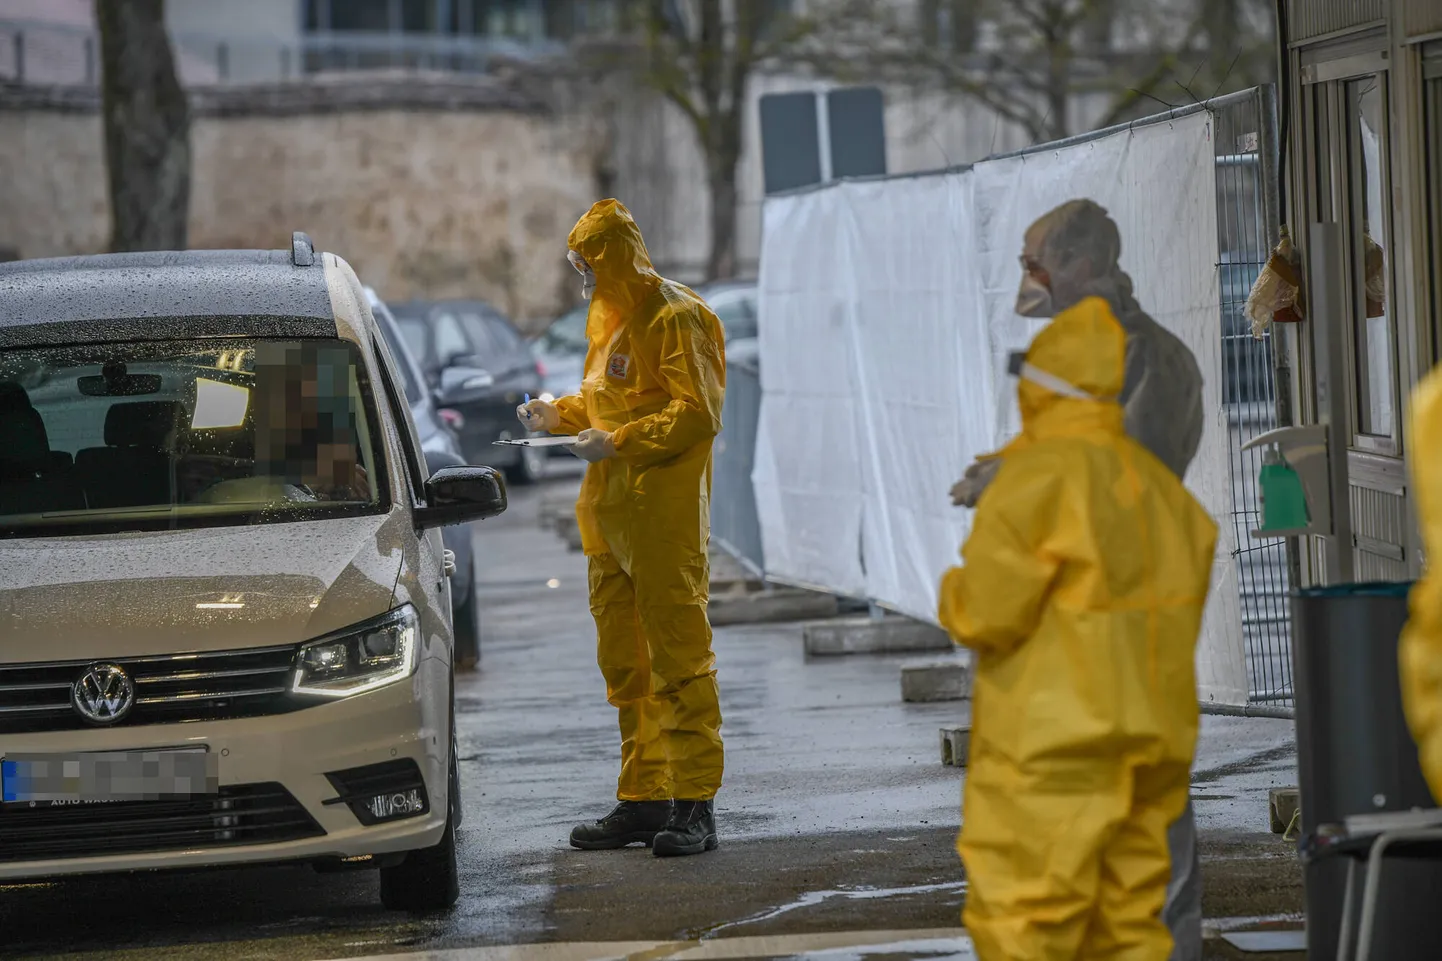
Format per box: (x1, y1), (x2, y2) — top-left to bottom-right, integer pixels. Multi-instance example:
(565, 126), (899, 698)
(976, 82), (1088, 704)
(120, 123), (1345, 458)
(1081, 764), (1186, 960)
(588, 553), (669, 801)
(637, 597), (724, 800)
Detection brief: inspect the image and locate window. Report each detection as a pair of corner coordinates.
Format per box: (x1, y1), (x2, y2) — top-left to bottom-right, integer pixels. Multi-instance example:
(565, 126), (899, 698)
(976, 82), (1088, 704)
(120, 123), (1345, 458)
(378, 322), (423, 405)
(0, 338), (387, 537)
(541, 304), (588, 355)
(432, 312), (471, 365)
(1349, 76), (1395, 441)
(1425, 55), (1442, 365)
(327, 0), (391, 31)
(397, 317), (432, 369)
(372, 336), (426, 504)
(459, 313), (503, 362)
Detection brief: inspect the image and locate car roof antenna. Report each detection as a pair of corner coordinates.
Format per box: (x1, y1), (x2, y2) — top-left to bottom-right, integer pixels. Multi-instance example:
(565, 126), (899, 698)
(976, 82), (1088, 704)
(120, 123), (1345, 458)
(291, 231), (316, 267)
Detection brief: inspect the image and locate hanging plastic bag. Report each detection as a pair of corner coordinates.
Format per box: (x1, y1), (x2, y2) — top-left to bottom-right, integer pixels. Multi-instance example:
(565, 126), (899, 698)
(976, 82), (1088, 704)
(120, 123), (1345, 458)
(1246, 226), (1305, 339)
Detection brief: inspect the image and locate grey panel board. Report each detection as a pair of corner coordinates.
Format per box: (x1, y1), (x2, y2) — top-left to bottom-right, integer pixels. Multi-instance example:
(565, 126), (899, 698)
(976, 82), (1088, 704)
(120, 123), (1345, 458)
(827, 86), (887, 179)
(760, 91), (821, 195)
(0, 250), (335, 340)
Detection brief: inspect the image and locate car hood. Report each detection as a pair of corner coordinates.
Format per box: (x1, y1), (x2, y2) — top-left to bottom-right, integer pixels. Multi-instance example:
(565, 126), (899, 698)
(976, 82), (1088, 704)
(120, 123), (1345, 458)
(0, 513), (409, 664)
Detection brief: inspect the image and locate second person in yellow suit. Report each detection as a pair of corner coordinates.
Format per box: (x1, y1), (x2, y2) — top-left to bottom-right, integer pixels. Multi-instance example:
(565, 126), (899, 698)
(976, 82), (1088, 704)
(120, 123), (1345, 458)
(938, 296), (1218, 959)
(1401, 368), (1442, 801)
(518, 199), (727, 857)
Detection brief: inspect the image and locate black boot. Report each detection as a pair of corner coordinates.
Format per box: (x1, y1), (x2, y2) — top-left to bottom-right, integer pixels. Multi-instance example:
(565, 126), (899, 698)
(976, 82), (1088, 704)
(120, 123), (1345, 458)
(652, 799), (718, 857)
(569, 801), (672, 850)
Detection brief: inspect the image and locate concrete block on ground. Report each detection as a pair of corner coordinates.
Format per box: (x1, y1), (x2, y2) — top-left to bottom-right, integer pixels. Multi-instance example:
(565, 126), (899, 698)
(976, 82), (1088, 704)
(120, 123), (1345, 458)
(1269, 786), (1300, 835)
(940, 727), (971, 767)
(901, 660), (972, 703)
(709, 588), (839, 626)
(804, 616), (954, 656)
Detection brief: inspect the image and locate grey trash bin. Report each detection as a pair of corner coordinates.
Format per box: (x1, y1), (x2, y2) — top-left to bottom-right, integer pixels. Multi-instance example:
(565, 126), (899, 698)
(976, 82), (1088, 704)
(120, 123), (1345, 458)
(1291, 582), (1442, 960)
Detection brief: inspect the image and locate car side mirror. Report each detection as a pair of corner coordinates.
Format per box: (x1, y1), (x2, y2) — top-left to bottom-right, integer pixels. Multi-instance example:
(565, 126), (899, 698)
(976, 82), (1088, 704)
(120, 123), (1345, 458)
(436, 365), (494, 405)
(415, 466), (507, 529)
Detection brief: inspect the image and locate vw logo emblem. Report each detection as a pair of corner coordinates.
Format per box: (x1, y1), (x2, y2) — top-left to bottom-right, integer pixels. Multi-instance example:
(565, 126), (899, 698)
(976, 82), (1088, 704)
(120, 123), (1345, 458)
(71, 663), (136, 725)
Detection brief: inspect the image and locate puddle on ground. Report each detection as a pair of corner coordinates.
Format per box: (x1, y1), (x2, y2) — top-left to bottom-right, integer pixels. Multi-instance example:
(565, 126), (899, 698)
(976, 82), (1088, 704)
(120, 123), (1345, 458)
(695, 882), (968, 940)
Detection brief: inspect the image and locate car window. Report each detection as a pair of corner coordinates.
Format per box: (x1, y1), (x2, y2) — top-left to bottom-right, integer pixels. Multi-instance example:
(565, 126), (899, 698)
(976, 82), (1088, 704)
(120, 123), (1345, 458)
(540, 305), (588, 355)
(0, 338), (388, 537)
(371, 335), (426, 504)
(488, 316), (527, 355)
(459, 312), (502, 362)
(397, 317), (431, 367)
(376, 318), (422, 405)
(433, 312), (470, 365)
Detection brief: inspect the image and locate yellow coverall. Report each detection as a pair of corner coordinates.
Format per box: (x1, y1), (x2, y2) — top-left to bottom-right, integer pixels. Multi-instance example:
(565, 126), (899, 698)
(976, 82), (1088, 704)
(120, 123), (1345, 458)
(552, 199), (727, 802)
(1401, 368), (1442, 801)
(938, 297), (1218, 960)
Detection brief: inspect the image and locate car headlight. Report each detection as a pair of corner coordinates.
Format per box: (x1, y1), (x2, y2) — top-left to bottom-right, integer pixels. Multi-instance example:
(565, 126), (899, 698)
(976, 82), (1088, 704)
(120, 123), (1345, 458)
(293, 605), (420, 698)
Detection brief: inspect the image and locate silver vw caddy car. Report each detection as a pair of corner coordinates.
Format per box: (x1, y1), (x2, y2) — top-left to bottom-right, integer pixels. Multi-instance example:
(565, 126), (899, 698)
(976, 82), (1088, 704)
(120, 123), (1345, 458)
(0, 233), (504, 911)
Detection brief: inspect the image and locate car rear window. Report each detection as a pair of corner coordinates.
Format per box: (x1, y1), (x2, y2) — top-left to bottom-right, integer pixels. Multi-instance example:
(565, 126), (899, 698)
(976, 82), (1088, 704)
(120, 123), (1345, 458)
(0, 337), (388, 537)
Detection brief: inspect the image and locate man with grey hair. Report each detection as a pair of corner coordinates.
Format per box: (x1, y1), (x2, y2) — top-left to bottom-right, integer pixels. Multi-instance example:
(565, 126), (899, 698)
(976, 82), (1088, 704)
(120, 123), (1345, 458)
(952, 198), (1206, 961)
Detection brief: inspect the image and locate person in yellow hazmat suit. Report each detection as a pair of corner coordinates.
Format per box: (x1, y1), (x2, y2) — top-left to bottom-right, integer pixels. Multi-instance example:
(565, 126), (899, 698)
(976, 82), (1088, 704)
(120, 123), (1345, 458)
(1400, 369), (1442, 800)
(517, 199), (727, 857)
(951, 199), (1209, 961)
(938, 296), (1218, 959)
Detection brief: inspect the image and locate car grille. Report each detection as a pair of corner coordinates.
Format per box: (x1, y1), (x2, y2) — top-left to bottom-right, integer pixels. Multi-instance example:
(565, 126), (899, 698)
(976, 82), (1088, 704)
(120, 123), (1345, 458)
(0, 644), (301, 733)
(0, 783), (324, 862)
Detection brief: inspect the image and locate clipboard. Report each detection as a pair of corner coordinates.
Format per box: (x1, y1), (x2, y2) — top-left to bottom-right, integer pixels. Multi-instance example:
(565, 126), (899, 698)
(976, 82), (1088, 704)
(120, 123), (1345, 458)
(492, 436), (579, 448)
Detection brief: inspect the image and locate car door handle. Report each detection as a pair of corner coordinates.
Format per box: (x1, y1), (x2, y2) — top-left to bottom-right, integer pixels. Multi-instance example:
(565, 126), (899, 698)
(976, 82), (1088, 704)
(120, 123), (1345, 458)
(443, 549), (457, 577)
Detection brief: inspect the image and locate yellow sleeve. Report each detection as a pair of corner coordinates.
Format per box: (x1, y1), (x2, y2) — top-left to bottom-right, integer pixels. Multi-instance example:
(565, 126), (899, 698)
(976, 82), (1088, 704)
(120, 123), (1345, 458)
(552, 393), (589, 436)
(1402, 371), (1442, 801)
(610, 305), (724, 467)
(937, 453), (1063, 656)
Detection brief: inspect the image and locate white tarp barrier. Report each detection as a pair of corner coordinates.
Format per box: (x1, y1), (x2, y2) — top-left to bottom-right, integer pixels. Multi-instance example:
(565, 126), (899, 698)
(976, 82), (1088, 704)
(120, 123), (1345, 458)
(753, 110), (1250, 707)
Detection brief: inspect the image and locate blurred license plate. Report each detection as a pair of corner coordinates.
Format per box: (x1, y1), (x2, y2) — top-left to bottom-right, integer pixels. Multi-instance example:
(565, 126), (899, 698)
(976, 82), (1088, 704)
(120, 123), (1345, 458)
(1, 748), (217, 807)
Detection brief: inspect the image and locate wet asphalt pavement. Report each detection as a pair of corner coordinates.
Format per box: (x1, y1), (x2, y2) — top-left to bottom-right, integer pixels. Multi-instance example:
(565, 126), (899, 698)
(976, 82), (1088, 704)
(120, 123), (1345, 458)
(0, 464), (1305, 960)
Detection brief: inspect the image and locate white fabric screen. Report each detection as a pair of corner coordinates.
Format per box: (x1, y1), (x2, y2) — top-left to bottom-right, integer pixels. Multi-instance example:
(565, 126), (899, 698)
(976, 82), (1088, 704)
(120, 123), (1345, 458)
(752, 110), (1249, 707)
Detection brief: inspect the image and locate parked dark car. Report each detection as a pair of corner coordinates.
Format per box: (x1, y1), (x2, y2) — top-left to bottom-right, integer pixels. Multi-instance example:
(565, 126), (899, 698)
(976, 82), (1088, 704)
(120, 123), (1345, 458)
(390, 300), (547, 484)
(367, 289), (481, 668)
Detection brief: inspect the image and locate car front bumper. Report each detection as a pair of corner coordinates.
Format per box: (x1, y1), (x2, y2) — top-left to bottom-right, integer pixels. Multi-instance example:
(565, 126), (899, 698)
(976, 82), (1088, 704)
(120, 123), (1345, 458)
(0, 661), (449, 881)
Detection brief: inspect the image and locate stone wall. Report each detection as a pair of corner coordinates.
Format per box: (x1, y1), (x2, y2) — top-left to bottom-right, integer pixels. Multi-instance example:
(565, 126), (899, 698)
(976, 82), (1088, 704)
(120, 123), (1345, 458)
(0, 74), (599, 333)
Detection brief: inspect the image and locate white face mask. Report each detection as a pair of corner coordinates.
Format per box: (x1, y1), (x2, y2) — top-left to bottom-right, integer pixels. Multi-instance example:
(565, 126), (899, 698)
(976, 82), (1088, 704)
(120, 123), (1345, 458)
(1015, 273), (1055, 318)
(567, 250), (596, 301)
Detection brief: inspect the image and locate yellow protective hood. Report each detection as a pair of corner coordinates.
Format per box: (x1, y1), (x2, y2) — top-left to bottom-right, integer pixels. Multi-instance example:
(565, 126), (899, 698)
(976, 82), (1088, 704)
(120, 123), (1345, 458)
(1016, 296), (1126, 433)
(567, 199), (662, 309)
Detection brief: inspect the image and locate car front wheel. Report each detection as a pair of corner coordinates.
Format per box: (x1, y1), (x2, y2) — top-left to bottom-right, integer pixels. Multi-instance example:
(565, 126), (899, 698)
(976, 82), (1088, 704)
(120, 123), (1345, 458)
(379, 731), (460, 912)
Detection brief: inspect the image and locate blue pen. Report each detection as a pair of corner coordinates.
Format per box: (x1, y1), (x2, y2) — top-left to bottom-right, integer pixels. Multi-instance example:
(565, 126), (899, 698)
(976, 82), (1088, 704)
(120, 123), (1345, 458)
(524, 393), (531, 404)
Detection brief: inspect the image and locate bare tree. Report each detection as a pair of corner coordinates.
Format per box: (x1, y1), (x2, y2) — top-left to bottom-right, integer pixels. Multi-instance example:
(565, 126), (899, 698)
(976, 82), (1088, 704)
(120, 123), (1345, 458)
(97, 0), (191, 252)
(837, 0), (1271, 144)
(616, 1), (818, 281)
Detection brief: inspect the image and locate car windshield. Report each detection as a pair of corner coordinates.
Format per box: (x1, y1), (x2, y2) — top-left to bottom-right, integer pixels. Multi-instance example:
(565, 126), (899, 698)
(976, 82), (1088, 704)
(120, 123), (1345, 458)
(538, 305), (588, 355)
(0, 338), (386, 537)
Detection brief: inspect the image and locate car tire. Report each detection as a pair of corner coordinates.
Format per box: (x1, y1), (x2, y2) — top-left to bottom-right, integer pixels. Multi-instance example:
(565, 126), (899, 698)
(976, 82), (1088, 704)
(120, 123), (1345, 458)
(506, 441), (547, 486)
(453, 580), (480, 671)
(379, 726), (461, 913)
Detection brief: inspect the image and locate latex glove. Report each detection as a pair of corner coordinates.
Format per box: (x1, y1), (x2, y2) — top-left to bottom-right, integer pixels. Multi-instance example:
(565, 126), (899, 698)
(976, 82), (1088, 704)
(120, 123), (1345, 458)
(571, 428), (616, 463)
(950, 457), (1003, 508)
(517, 399), (559, 432)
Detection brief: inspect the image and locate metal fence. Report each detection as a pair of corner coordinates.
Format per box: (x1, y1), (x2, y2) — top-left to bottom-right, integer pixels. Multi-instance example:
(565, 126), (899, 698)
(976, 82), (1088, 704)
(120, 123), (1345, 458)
(1210, 85), (1296, 717)
(711, 349), (766, 579)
